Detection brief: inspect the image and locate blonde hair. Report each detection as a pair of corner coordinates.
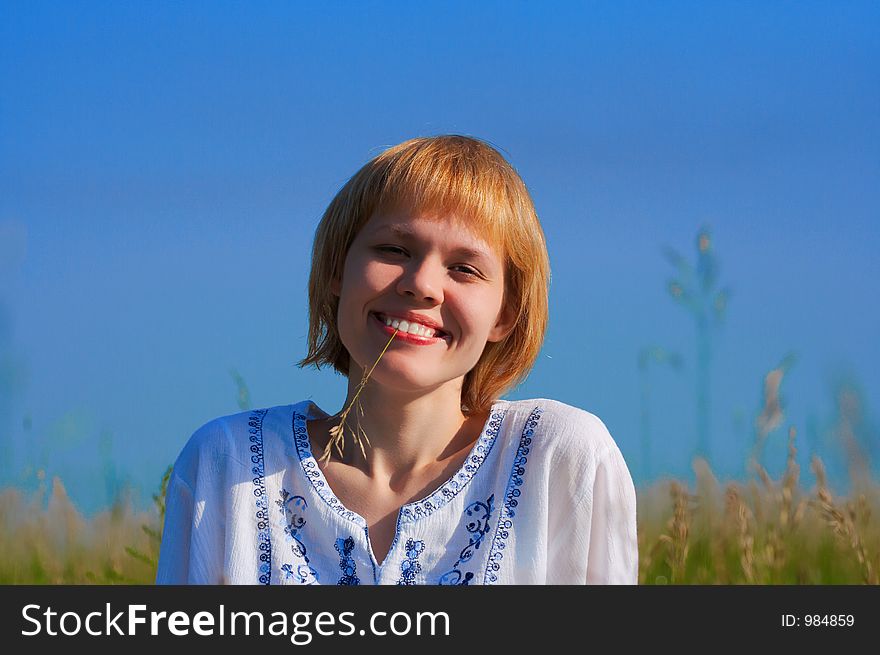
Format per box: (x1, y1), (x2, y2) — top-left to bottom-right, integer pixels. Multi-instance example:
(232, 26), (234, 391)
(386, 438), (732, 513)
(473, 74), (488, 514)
(297, 135), (551, 415)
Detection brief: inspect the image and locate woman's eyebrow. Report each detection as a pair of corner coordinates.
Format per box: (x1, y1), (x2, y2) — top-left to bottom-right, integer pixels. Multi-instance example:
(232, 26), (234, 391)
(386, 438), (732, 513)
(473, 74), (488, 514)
(371, 224), (494, 264)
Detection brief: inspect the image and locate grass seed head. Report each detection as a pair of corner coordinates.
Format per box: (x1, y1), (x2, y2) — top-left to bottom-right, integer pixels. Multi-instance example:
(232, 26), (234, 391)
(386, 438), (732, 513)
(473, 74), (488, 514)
(320, 328), (399, 465)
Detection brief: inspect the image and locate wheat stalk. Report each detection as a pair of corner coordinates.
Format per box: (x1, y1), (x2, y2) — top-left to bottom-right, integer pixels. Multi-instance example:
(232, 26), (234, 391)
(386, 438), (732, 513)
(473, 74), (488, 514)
(810, 456), (878, 585)
(658, 481), (693, 583)
(320, 328), (399, 465)
(779, 426), (799, 531)
(726, 485), (756, 583)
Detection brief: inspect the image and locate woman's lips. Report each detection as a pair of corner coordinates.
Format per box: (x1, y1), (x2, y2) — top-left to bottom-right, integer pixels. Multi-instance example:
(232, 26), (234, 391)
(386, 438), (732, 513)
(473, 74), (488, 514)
(371, 312), (450, 345)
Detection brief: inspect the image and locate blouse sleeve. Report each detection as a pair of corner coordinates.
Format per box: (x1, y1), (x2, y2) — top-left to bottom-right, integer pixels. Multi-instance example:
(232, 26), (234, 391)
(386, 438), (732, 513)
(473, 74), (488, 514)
(155, 471), (193, 583)
(155, 437), (227, 584)
(585, 445), (639, 584)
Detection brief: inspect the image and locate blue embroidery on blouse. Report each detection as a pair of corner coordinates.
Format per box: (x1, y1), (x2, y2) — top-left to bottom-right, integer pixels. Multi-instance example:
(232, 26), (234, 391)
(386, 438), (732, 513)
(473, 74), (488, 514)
(276, 488), (319, 584)
(335, 536), (361, 585)
(398, 405), (507, 524)
(291, 403), (509, 536)
(397, 539), (425, 585)
(291, 409), (367, 527)
(484, 406), (543, 584)
(248, 408), (272, 585)
(438, 494), (494, 585)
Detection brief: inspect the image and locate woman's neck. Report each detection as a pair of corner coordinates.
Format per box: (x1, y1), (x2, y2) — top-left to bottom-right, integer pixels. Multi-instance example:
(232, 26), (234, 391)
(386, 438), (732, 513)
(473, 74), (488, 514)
(322, 373), (478, 480)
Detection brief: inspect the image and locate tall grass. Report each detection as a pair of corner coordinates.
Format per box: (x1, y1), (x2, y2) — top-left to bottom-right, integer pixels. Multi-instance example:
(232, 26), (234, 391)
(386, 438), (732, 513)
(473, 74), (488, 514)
(0, 469), (168, 584)
(1, 443), (877, 583)
(639, 430), (880, 584)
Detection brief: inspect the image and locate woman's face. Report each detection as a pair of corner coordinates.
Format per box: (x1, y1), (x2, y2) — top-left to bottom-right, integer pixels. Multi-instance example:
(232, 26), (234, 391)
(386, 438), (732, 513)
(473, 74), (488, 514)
(332, 207), (514, 395)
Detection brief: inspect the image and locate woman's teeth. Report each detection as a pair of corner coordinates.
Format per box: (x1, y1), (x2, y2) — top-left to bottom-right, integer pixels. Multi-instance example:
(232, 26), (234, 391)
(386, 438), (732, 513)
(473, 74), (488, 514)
(380, 315), (440, 338)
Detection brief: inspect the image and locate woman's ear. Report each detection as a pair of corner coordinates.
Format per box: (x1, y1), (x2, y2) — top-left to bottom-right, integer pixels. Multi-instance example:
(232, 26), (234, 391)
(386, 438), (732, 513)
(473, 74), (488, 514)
(330, 274), (341, 297)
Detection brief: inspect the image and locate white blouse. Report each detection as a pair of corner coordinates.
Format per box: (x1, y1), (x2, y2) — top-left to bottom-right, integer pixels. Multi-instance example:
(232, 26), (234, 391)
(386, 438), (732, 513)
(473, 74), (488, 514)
(156, 398), (638, 585)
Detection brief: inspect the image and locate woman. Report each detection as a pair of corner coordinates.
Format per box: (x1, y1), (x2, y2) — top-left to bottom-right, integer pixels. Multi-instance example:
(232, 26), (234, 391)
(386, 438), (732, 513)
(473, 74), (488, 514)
(156, 135), (637, 584)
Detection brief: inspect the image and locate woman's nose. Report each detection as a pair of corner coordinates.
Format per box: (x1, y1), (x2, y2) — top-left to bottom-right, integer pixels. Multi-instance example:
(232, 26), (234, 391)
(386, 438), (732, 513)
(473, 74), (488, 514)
(396, 258), (444, 304)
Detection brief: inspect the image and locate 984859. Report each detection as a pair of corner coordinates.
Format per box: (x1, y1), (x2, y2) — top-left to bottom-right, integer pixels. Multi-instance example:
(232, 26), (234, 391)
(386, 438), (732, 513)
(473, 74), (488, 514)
(782, 614), (854, 627)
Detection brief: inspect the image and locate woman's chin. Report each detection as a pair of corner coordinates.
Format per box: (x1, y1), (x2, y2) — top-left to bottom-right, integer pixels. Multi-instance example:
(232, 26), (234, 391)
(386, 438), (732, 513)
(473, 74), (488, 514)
(367, 367), (452, 395)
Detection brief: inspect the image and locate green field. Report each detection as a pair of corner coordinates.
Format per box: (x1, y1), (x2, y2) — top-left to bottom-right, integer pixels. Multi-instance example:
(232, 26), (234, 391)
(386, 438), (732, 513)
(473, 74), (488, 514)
(1, 446), (876, 584)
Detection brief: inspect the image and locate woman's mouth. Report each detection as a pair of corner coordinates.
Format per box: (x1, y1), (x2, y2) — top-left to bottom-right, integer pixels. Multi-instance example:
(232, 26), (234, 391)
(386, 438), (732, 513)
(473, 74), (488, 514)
(371, 312), (451, 345)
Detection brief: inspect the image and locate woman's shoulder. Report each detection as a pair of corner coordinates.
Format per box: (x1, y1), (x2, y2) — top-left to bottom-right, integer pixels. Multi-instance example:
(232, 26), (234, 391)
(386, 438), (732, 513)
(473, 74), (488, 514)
(496, 397), (624, 469)
(499, 398), (633, 499)
(499, 398), (618, 449)
(170, 402), (311, 485)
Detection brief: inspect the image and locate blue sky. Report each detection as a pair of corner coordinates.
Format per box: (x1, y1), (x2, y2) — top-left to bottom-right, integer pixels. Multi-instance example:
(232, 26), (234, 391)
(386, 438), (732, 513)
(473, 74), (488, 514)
(1, 1), (878, 513)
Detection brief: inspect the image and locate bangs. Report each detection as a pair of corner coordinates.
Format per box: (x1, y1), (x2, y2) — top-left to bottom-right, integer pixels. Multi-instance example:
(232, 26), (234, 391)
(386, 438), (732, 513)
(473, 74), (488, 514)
(359, 136), (516, 254)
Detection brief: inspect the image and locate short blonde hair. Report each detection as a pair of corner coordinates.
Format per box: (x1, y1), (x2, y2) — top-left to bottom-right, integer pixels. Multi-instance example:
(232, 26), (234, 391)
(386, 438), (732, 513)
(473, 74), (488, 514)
(298, 135), (551, 416)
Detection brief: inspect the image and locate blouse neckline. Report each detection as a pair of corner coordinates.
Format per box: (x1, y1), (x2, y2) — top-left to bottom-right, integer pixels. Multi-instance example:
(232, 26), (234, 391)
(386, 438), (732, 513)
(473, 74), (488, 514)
(289, 399), (508, 527)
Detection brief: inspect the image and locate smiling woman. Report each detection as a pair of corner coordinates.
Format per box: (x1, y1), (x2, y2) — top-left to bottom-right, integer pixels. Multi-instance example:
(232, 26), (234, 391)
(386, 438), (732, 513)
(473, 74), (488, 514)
(155, 135), (638, 585)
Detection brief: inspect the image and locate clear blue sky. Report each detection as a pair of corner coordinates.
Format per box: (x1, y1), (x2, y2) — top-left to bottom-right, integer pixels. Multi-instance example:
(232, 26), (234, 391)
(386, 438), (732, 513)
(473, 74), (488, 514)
(1, 1), (878, 513)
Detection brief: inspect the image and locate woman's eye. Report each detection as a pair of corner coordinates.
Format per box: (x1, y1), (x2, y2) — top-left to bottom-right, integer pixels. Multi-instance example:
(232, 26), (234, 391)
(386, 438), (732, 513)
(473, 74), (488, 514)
(377, 247), (480, 278)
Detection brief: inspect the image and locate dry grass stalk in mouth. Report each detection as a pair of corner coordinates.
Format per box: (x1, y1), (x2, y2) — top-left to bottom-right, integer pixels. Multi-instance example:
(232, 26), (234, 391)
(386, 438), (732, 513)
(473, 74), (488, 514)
(320, 328), (400, 466)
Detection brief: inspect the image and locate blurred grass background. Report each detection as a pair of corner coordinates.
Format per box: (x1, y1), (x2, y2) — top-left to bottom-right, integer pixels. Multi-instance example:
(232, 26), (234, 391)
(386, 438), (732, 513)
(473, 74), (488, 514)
(1, 447), (877, 584)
